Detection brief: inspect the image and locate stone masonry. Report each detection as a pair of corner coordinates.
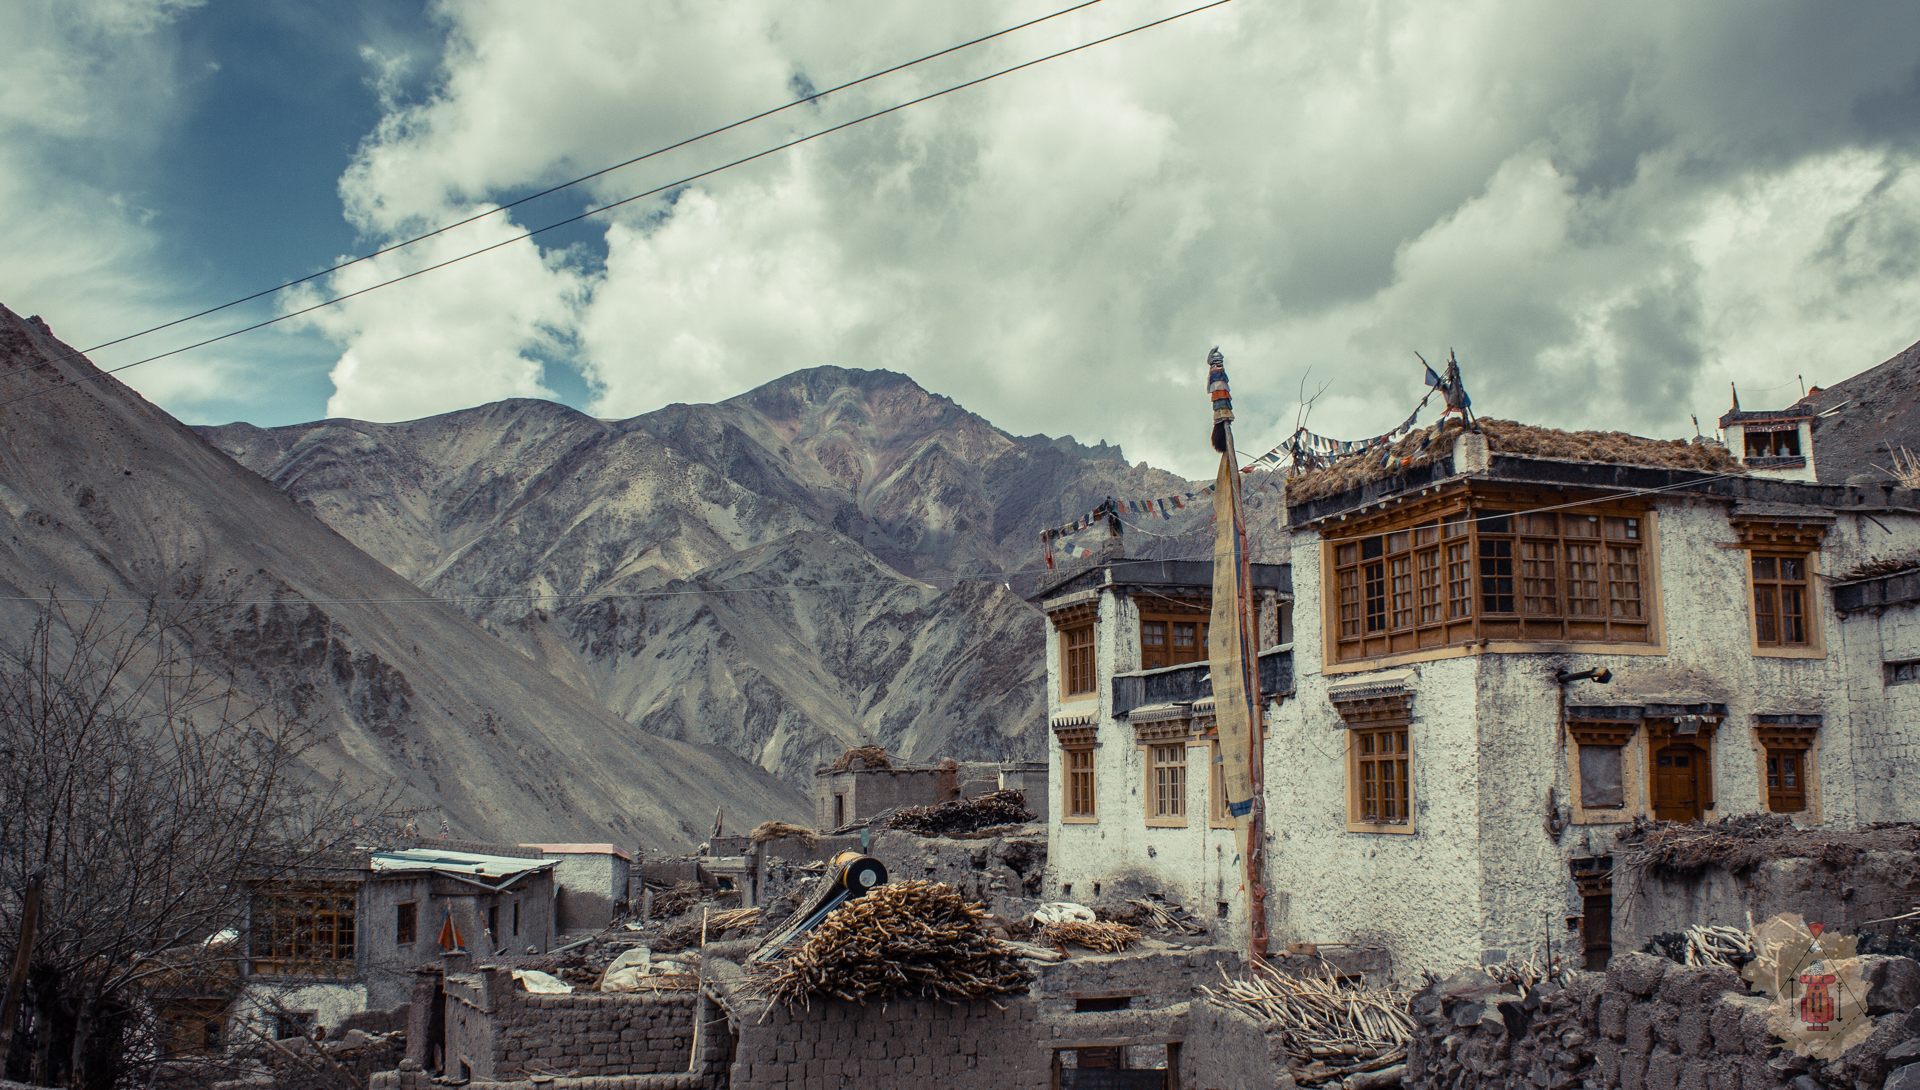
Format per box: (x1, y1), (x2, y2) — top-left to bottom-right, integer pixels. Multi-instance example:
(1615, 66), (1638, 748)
(436, 968), (726, 1084)
(1406, 951), (1920, 1090)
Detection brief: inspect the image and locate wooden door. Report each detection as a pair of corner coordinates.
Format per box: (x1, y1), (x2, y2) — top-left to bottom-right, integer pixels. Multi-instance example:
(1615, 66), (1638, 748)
(1651, 743), (1705, 822)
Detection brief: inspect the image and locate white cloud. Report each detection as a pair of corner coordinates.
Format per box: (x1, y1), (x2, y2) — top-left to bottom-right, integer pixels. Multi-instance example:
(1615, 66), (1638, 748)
(293, 0), (1920, 473)
(286, 213), (585, 421)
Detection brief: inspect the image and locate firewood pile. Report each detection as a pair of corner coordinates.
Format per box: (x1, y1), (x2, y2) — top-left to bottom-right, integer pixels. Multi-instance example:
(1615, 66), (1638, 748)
(884, 789), (1033, 836)
(1038, 919), (1141, 953)
(749, 820), (817, 847)
(1200, 961), (1414, 1087)
(747, 880), (1034, 1007)
(1120, 896), (1209, 936)
(829, 745), (892, 771)
(659, 906), (762, 950)
(647, 880), (709, 918)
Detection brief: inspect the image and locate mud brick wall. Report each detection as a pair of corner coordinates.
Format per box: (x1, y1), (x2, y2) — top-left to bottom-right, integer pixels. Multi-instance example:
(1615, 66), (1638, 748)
(1407, 952), (1920, 1090)
(442, 968), (714, 1081)
(1181, 999), (1292, 1090)
(728, 995), (1048, 1087)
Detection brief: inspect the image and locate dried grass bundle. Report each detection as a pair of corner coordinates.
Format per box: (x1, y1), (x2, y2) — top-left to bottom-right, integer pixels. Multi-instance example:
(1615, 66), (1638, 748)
(828, 745), (892, 772)
(1039, 919), (1141, 953)
(648, 880), (708, 918)
(885, 789), (1033, 836)
(747, 880), (1033, 1007)
(749, 821), (817, 847)
(1613, 814), (1920, 877)
(1200, 961), (1414, 1085)
(1124, 896), (1208, 936)
(1288, 418), (1741, 504)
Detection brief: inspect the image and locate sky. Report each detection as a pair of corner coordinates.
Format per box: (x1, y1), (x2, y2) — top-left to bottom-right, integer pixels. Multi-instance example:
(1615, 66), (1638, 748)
(4, 1), (1920, 478)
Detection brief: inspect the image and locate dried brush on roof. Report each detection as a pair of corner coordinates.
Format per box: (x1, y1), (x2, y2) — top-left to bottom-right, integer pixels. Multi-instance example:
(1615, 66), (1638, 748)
(1612, 814), (1920, 877)
(885, 789), (1033, 836)
(1039, 919), (1141, 953)
(828, 745), (893, 772)
(1287, 418), (1742, 504)
(749, 820), (817, 847)
(746, 879), (1033, 1007)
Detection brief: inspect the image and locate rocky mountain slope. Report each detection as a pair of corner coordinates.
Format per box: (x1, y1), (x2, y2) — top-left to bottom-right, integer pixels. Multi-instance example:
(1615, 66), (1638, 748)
(203, 368), (1211, 782)
(0, 304), (802, 846)
(1801, 336), (1920, 482)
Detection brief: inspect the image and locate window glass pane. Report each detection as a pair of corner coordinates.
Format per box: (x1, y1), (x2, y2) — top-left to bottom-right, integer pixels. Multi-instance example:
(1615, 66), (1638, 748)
(1579, 745), (1625, 808)
(1752, 556), (1777, 580)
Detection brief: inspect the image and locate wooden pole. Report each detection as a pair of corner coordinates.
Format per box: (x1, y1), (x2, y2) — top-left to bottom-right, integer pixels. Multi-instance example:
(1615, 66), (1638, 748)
(0, 869), (46, 1064)
(688, 907), (710, 1072)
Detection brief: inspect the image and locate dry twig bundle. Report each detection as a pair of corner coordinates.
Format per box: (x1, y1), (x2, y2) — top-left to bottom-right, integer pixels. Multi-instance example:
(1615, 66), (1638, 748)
(1040, 919), (1142, 953)
(1125, 896), (1208, 935)
(885, 789), (1033, 836)
(1682, 923), (1753, 968)
(1201, 961), (1414, 1085)
(1482, 953), (1562, 989)
(749, 821), (817, 847)
(747, 880), (1033, 1007)
(648, 880), (708, 918)
(829, 745), (892, 772)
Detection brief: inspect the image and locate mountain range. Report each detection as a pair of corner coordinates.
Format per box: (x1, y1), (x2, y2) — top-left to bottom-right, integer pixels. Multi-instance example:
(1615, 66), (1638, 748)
(0, 304), (800, 847)
(201, 366), (1210, 784)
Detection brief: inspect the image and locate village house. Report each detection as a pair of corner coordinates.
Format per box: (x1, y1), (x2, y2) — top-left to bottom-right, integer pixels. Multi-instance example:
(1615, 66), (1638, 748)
(234, 846), (560, 1038)
(1038, 405), (1920, 980)
(1034, 558), (1293, 924)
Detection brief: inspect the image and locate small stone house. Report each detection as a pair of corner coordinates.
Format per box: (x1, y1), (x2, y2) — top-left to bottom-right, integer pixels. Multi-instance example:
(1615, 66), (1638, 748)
(235, 846), (559, 1037)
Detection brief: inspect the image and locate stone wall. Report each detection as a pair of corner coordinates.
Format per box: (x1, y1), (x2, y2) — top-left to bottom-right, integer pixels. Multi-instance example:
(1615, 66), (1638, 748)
(1615, 850), (1920, 957)
(440, 968), (722, 1083)
(1405, 952), (1920, 1090)
(1182, 999), (1292, 1090)
(726, 994), (1048, 1087)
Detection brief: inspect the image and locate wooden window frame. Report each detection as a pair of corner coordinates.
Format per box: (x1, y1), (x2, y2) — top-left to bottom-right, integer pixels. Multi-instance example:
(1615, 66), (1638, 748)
(1324, 488), (1656, 666)
(1137, 599), (1210, 672)
(1756, 723), (1818, 817)
(1061, 622), (1096, 697)
(248, 883), (358, 978)
(1063, 743), (1098, 824)
(1144, 741), (1189, 828)
(1335, 693), (1414, 834)
(1734, 520), (1826, 659)
(1568, 719), (1639, 822)
(396, 900), (418, 946)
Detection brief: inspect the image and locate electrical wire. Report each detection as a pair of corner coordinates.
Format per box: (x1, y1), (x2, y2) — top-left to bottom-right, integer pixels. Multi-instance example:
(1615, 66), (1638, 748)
(0, 0), (1238, 412)
(11, 0), (1114, 376)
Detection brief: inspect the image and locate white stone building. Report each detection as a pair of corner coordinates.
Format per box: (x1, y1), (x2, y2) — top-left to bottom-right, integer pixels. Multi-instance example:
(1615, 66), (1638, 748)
(1036, 418), (1920, 979)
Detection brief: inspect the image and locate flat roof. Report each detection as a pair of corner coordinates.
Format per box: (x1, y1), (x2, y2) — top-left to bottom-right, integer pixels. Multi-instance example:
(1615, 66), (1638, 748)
(1028, 557), (1290, 604)
(521, 842), (633, 861)
(370, 848), (557, 879)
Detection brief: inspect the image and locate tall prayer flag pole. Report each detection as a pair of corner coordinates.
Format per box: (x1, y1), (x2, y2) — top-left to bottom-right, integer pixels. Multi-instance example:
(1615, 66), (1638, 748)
(1204, 347), (1269, 961)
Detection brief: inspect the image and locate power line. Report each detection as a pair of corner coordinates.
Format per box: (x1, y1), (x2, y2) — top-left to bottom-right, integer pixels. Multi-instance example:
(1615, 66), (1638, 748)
(13, 0), (1113, 376)
(0, 0), (1235, 410)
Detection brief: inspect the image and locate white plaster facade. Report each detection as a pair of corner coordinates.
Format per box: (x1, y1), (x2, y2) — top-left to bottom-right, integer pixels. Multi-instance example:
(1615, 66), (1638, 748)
(1037, 450), (1920, 980)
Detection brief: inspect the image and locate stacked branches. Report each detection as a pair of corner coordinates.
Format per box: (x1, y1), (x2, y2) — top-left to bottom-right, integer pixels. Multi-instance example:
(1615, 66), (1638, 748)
(885, 790), (1033, 836)
(748, 880), (1033, 1007)
(1201, 961), (1414, 1086)
(1038, 920), (1141, 953)
(749, 821), (817, 848)
(828, 745), (892, 771)
(1613, 814), (1920, 877)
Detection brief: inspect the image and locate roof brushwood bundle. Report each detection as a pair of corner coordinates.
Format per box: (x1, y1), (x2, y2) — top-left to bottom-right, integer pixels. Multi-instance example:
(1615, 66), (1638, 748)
(1612, 813), (1920, 877)
(1200, 961), (1414, 1086)
(747, 879), (1033, 1007)
(749, 820), (817, 847)
(884, 789), (1033, 836)
(1124, 895), (1209, 935)
(1039, 919), (1142, 953)
(648, 880), (709, 918)
(829, 745), (892, 771)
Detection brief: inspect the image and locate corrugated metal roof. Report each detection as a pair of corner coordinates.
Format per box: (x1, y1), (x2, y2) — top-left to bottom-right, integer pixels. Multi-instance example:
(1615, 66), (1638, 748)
(369, 848), (557, 879)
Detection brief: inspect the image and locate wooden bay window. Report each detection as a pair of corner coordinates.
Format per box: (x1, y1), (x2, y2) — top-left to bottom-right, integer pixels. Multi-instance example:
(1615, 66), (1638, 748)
(1328, 492), (1653, 663)
(249, 883), (357, 977)
(1139, 602), (1209, 671)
